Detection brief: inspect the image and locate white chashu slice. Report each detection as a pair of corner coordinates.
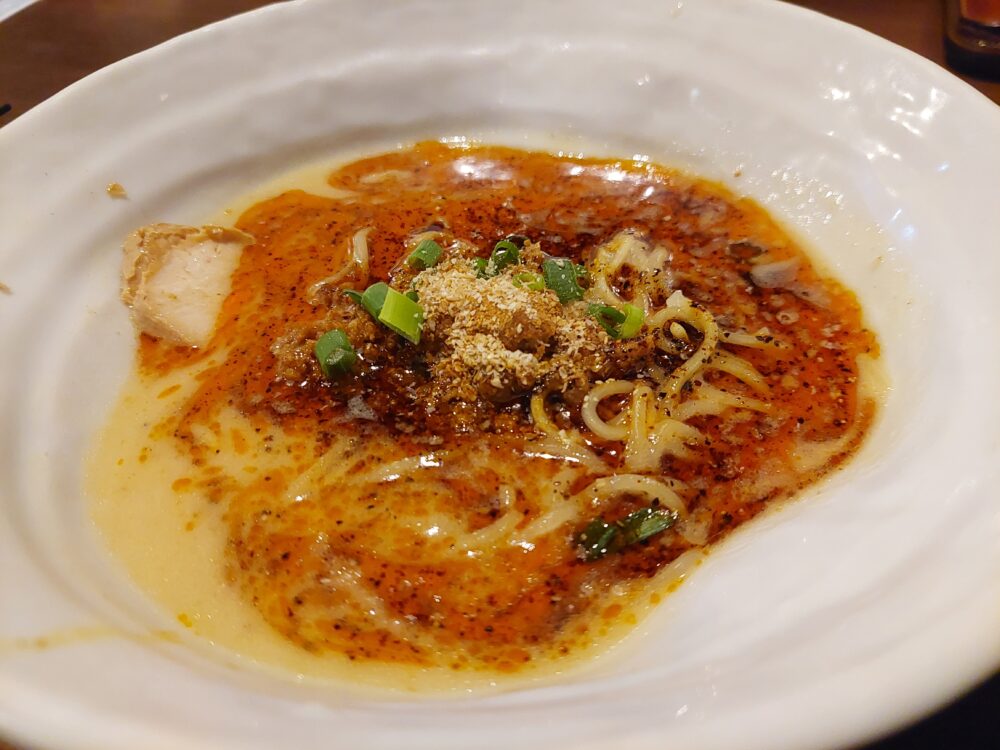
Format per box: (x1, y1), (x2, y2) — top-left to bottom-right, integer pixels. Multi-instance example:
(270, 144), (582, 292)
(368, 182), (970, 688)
(121, 223), (254, 347)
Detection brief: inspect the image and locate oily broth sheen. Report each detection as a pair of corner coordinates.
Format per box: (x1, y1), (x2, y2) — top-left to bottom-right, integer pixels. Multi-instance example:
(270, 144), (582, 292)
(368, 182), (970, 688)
(90, 142), (879, 688)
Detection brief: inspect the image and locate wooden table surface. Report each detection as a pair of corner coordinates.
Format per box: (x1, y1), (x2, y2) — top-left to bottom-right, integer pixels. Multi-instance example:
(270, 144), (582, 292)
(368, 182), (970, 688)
(0, 2), (997, 749)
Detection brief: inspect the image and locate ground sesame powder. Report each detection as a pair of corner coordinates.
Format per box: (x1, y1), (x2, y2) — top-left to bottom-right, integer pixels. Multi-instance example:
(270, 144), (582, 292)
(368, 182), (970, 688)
(414, 249), (610, 402)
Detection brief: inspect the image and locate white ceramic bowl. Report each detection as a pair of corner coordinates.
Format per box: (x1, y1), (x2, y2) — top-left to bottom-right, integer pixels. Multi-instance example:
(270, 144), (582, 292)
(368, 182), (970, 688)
(2, 1), (999, 748)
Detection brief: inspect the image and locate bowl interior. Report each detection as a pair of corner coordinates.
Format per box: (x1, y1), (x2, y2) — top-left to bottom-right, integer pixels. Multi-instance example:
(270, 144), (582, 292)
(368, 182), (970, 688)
(1, 1), (999, 749)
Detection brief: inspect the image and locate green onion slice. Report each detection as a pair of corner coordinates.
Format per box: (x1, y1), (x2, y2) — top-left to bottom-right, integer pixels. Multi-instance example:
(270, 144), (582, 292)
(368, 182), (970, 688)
(345, 281), (389, 319)
(618, 303), (645, 339)
(586, 302), (645, 339)
(346, 282), (424, 343)
(377, 287), (424, 344)
(616, 507), (677, 548)
(587, 303), (626, 336)
(576, 518), (618, 562)
(406, 239), (443, 270)
(542, 258), (585, 303)
(314, 328), (357, 378)
(512, 271), (545, 291)
(575, 506), (678, 561)
(490, 239), (521, 273)
(475, 238), (525, 279)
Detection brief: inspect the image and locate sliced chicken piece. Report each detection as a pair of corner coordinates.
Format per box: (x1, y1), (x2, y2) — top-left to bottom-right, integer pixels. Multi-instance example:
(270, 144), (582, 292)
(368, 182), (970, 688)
(121, 223), (254, 347)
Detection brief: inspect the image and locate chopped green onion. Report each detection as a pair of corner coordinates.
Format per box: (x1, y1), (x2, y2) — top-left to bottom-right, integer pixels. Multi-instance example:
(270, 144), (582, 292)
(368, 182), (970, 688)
(362, 282), (390, 317)
(512, 271), (546, 291)
(504, 234), (529, 248)
(345, 281), (389, 319)
(576, 518), (618, 562)
(618, 303), (645, 339)
(377, 287), (424, 344)
(474, 238), (525, 279)
(406, 239), (442, 270)
(575, 506), (678, 561)
(586, 302), (645, 339)
(314, 329), (357, 378)
(490, 239), (521, 272)
(346, 282), (424, 343)
(405, 289), (419, 303)
(616, 507), (677, 548)
(587, 303), (626, 336)
(324, 348), (354, 374)
(542, 258), (585, 303)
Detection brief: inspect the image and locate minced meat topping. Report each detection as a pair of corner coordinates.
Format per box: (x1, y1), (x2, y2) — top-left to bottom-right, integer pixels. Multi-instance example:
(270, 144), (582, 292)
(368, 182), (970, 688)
(270, 234), (660, 434)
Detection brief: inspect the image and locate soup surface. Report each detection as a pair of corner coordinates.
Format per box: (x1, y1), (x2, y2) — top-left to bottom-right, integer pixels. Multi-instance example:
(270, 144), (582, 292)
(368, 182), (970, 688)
(90, 141), (880, 686)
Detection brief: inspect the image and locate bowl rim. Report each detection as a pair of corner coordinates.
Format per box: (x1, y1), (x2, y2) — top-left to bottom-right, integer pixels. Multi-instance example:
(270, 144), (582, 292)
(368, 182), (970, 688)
(2, 2), (999, 750)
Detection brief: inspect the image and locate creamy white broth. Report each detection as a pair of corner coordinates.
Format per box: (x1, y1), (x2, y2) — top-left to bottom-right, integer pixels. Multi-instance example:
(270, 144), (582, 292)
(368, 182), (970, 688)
(88, 142), (880, 692)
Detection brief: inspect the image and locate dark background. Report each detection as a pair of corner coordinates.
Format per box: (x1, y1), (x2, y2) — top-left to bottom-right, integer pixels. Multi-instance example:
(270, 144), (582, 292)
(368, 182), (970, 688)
(0, 1), (996, 749)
